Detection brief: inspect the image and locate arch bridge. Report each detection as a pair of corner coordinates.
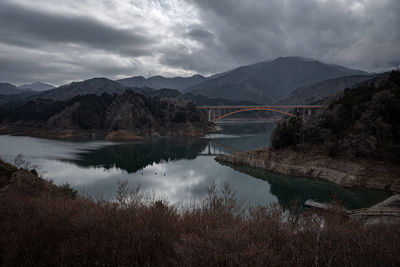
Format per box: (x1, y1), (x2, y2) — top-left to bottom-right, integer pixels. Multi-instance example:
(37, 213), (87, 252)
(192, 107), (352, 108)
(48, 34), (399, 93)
(198, 105), (322, 123)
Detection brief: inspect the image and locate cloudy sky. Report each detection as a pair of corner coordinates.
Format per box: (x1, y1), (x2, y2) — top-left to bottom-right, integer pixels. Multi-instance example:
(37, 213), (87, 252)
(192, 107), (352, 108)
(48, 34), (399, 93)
(0, 0), (399, 86)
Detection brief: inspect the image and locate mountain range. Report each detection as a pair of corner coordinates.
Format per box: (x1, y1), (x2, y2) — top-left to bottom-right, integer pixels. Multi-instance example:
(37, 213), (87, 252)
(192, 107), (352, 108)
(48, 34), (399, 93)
(0, 56), (377, 107)
(0, 78), (258, 108)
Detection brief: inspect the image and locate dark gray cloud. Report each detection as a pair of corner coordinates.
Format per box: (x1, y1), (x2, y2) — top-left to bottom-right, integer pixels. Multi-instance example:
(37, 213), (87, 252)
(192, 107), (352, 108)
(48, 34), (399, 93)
(174, 0), (400, 73)
(185, 25), (214, 42)
(0, 1), (153, 57)
(0, 0), (399, 85)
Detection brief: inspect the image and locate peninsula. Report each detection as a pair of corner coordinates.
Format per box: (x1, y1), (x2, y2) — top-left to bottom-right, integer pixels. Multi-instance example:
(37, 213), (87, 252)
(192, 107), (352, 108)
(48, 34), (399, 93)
(217, 71), (400, 192)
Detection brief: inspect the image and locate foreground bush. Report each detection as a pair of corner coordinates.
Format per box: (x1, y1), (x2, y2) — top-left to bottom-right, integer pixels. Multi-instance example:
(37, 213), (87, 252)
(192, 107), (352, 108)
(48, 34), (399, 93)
(1, 182), (399, 266)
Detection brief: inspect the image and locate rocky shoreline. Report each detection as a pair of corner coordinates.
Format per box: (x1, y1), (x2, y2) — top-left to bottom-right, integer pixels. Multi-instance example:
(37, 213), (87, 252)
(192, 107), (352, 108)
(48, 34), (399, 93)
(216, 146), (400, 192)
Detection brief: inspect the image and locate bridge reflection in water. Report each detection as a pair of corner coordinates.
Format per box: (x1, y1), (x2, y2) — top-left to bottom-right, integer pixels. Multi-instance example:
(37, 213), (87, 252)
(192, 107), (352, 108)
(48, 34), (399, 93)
(198, 139), (241, 156)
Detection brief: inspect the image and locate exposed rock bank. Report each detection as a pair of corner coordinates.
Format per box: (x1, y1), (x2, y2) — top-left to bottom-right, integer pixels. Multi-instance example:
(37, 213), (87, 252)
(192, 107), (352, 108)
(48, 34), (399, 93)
(216, 147), (400, 192)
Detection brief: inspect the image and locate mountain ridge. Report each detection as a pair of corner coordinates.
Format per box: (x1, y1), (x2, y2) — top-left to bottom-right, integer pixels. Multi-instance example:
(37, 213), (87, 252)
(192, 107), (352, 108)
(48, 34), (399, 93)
(0, 57), (374, 106)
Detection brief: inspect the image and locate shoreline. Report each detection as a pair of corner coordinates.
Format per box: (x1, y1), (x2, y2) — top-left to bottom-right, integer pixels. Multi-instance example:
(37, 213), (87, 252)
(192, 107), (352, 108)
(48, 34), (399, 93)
(0, 124), (220, 141)
(216, 146), (400, 193)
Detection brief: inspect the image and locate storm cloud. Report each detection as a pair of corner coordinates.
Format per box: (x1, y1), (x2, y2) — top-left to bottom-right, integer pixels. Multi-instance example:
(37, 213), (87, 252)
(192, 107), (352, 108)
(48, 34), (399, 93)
(0, 0), (399, 85)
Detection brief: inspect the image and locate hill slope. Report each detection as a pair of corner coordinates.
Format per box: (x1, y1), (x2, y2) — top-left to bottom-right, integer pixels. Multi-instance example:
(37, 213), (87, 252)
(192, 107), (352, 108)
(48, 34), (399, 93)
(278, 74), (377, 104)
(187, 57), (369, 103)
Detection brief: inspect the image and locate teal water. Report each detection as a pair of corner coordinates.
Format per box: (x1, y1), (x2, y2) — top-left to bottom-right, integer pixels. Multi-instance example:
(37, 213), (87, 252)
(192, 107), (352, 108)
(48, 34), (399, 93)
(0, 122), (390, 209)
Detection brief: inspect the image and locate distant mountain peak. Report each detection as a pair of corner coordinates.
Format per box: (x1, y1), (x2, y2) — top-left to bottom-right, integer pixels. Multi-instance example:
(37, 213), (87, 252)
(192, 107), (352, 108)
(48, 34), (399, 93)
(273, 56), (317, 62)
(84, 77), (116, 83)
(187, 57), (370, 103)
(36, 77), (125, 100)
(18, 82), (55, 91)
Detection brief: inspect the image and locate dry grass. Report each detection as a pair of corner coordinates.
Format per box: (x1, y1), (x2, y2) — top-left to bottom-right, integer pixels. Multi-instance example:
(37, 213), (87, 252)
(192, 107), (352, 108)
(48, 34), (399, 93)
(1, 182), (399, 266)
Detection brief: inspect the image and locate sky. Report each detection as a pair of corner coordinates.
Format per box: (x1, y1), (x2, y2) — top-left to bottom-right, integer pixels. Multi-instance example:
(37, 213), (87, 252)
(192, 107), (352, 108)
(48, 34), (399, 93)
(0, 0), (399, 86)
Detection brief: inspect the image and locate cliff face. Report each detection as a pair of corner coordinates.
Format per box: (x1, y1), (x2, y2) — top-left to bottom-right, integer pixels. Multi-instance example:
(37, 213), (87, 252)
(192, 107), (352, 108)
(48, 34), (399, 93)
(216, 147), (400, 192)
(0, 91), (213, 140)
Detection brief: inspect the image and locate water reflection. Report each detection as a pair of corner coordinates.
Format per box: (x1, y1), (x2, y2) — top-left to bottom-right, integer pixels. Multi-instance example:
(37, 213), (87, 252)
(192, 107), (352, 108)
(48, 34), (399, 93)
(209, 122), (276, 152)
(65, 137), (209, 173)
(220, 162), (391, 210)
(0, 122), (391, 209)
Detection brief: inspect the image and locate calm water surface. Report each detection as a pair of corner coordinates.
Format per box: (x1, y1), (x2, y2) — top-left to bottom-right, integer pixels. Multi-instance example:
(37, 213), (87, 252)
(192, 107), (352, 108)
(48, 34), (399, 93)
(0, 122), (390, 209)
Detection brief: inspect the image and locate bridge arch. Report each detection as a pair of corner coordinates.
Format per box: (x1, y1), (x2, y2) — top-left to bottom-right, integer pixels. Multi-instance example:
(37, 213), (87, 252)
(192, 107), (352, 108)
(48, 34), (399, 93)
(212, 108), (296, 122)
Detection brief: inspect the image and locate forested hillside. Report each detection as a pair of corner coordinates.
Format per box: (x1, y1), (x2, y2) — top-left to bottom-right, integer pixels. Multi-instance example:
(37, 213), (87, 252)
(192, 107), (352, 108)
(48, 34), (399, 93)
(271, 71), (400, 162)
(0, 91), (211, 139)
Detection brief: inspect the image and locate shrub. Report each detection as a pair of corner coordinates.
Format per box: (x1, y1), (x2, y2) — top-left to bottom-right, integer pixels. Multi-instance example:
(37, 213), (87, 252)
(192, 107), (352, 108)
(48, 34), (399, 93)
(57, 183), (78, 199)
(1, 183), (400, 266)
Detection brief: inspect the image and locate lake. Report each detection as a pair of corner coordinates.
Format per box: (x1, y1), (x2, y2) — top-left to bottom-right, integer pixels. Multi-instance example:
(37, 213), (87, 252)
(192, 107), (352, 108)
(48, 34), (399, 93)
(0, 122), (390, 209)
